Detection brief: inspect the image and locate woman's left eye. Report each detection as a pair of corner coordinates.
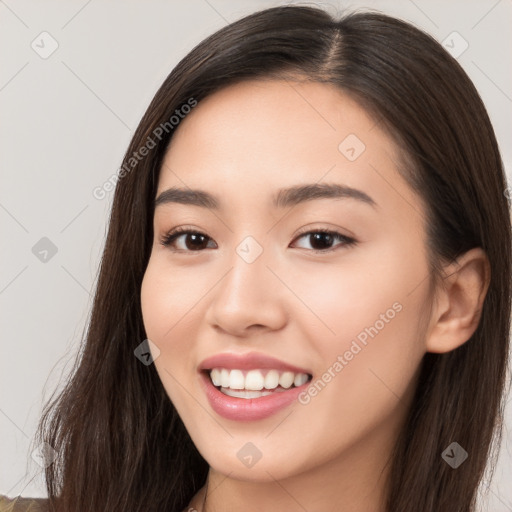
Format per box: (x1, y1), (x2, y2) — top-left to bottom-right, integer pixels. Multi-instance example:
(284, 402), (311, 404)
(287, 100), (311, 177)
(159, 228), (356, 253)
(291, 230), (356, 252)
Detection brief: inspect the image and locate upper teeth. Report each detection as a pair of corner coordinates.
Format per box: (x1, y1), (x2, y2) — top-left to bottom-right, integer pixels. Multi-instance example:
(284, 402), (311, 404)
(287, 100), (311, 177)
(209, 368), (309, 390)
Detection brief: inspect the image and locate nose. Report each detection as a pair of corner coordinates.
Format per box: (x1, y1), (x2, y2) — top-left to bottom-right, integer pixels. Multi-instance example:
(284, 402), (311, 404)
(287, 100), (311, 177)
(204, 243), (288, 337)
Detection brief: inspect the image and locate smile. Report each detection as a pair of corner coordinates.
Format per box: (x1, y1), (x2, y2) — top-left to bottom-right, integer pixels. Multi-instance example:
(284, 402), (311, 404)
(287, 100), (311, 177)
(209, 368), (310, 398)
(198, 352), (313, 421)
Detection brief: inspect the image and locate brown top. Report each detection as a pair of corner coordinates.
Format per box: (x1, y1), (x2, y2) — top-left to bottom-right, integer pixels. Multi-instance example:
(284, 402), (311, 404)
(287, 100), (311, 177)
(0, 495), (48, 512)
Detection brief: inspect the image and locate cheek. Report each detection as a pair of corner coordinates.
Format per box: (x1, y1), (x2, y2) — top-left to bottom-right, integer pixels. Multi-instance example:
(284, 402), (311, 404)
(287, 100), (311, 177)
(140, 256), (208, 341)
(140, 260), (200, 420)
(292, 240), (429, 412)
(291, 242), (429, 347)
(141, 263), (175, 346)
(140, 259), (202, 381)
(282, 281), (427, 472)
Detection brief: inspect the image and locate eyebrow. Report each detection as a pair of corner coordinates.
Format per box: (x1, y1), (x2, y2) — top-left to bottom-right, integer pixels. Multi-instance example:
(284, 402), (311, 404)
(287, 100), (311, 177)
(154, 183), (377, 210)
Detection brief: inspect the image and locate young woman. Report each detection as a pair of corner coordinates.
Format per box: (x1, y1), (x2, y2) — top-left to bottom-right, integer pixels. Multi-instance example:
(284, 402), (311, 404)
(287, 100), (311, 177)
(2, 4), (510, 512)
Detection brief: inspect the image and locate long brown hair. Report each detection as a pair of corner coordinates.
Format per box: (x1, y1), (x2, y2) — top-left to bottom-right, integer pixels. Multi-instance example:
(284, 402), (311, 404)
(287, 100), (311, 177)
(35, 5), (511, 511)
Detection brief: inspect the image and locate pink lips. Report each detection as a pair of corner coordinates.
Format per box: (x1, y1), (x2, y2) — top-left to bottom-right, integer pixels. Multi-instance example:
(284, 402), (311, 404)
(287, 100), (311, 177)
(198, 351), (312, 422)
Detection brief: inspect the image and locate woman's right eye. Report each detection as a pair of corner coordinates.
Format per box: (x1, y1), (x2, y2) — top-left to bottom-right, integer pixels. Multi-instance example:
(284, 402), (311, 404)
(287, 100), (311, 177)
(159, 228), (217, 252)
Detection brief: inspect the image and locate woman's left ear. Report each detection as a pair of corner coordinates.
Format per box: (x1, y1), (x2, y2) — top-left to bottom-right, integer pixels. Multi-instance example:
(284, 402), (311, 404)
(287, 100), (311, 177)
(425, 247), (491, 353)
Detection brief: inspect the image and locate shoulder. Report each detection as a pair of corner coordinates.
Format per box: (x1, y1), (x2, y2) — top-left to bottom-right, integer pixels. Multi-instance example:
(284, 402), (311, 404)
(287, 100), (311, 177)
(0, 495), (48, 512)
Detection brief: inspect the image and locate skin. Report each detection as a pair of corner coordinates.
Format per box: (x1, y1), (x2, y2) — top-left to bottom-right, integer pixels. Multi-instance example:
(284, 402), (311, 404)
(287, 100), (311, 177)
(140, 79), (490, 512)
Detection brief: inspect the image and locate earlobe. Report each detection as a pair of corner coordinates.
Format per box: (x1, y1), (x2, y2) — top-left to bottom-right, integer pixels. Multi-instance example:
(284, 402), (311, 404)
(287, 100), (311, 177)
(425, 247), (491, 354)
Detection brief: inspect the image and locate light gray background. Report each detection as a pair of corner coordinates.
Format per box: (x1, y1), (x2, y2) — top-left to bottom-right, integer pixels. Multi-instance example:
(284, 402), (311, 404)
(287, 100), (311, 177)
(1, 0), (511, 509)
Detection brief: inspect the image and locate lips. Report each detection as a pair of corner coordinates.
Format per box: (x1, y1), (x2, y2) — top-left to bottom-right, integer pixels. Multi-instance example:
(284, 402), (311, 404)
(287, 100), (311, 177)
(198, 351), (313, 421)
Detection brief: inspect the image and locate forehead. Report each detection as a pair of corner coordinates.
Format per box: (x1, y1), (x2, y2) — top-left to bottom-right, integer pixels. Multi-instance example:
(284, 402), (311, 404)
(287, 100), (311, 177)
(163, 79), (381, 169)
(156, 79), (422, 222)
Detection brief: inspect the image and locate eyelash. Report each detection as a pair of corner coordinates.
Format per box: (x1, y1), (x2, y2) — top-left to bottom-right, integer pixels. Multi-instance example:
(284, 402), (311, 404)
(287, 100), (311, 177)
(159, 226), (356, 254)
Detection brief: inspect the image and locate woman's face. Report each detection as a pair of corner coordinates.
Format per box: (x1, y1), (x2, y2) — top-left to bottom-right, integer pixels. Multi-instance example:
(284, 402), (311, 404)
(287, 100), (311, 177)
(141, 79), (432, 483)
